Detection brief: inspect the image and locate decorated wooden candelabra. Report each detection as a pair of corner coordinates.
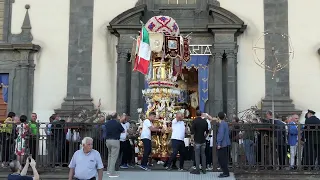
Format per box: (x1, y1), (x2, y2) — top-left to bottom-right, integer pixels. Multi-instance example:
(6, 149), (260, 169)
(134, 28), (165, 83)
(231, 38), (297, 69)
(135, 15), (191, 161)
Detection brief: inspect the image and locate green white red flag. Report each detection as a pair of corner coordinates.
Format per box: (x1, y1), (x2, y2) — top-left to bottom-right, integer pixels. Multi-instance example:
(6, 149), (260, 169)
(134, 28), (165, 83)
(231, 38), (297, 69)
(133, 26), (151, 75)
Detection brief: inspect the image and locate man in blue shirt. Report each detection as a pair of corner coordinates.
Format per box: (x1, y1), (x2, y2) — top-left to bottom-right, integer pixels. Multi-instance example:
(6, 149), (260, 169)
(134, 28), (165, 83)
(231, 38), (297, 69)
(216, 112), (231, 178)
(68, 137), (104, 180)
(105, 113), (124, 177)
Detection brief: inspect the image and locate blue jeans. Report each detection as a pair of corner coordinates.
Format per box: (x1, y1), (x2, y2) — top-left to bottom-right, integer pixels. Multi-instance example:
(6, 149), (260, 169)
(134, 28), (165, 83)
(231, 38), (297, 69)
(141, 139), (151, 167)
(243, 139), (255, 165)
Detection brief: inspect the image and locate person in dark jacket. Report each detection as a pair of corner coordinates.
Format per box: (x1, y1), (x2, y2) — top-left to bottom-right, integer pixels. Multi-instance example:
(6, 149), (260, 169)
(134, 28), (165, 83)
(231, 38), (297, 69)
(190, 110), (209, 174)
(52, 119), (66, 165)
(303, 109), (320, 168)
(216, 112), (231, 178)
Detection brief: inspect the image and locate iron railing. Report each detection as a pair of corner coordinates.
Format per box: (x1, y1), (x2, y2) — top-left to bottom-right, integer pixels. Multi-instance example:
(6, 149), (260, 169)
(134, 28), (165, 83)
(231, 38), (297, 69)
(0, 121), (319, 173)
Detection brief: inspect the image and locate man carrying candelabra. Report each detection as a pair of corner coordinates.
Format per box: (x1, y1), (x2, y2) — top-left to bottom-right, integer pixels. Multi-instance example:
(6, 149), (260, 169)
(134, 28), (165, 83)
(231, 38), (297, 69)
(139, 112), (165, 171)
(164, 112), (187, 171)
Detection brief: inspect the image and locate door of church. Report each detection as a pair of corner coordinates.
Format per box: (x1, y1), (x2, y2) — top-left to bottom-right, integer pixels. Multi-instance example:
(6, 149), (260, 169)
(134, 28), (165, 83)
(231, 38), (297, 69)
(0, 88), (7, 122)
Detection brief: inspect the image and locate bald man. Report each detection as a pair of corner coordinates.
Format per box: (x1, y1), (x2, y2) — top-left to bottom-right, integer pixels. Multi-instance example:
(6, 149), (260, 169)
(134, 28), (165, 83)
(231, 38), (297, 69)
(164, 112), (186, 171)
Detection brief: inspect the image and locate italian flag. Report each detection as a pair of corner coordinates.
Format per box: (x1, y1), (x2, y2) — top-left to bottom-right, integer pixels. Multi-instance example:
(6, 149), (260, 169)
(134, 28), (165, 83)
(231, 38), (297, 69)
(134, 26), (151, 75)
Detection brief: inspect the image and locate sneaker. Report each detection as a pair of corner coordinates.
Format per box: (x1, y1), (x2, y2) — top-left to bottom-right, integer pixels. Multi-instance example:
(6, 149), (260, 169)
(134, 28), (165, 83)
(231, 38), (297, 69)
(148, 163), (154, 167)
(120, 164), (129, 169)
(178, 168), (185, 171)
(109, 174), (119, 178)
(139, 165), (149, 171)
(191, 166), (196, 169)
(218, 173), (230, 178)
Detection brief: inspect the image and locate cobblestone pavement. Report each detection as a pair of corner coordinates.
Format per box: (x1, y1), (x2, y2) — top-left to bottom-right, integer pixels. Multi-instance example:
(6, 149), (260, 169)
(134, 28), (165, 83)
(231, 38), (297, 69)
(104, 171), (235, 180)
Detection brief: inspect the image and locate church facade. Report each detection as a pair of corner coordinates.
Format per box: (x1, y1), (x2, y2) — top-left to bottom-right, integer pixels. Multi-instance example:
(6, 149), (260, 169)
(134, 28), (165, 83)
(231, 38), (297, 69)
(0, 0), (319, 121)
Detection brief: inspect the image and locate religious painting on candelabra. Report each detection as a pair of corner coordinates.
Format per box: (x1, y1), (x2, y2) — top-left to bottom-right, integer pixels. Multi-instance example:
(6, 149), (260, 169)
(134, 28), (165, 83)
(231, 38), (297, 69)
(173, 58), (182, 76)
(164, 36), (181, 58)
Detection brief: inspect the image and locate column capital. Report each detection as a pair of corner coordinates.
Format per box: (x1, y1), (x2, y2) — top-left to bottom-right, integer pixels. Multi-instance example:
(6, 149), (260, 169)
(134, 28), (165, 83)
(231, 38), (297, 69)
(212, 51), (224, 58)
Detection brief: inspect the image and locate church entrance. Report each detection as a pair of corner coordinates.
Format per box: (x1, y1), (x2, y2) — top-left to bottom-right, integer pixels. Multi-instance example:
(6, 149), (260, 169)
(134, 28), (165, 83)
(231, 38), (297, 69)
(0, 87), (7, 122)
(176, 67), (199, 119)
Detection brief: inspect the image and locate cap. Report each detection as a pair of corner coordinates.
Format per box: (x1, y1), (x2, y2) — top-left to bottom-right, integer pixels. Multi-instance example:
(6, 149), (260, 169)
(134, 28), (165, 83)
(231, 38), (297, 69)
(308, 109), (316, 115)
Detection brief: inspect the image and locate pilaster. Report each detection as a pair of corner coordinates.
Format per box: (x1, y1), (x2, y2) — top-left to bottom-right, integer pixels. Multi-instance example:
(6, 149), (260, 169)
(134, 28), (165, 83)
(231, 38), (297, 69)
(261, 0), (301, 116)
(55, 0), (95, 118)
(225, 49), (238, 118)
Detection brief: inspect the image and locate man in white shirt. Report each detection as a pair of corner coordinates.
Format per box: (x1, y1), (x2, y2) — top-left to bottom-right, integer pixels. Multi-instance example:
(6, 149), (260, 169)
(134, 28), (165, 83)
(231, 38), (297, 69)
(164, 112), (186, 170)
(139, 112), (164, 171)
(119, 113), (132, 169)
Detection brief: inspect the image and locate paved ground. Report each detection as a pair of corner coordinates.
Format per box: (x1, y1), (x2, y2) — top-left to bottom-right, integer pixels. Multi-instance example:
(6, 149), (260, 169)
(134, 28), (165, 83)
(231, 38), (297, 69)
(104, 171), (235, 180)
(0, 171), (235, 180)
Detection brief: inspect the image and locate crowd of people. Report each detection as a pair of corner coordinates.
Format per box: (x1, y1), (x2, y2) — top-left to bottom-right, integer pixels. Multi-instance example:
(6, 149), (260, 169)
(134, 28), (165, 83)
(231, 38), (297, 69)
(1, 108), (320, 179)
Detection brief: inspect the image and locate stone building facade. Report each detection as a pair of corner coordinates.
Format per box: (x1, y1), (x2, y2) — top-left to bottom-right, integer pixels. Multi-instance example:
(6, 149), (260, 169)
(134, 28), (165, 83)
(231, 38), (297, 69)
(2, 0), (320, 121)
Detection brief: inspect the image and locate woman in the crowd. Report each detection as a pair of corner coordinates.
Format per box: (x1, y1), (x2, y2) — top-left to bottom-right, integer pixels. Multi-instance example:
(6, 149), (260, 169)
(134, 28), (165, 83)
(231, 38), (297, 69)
(14, 115), (29, 162)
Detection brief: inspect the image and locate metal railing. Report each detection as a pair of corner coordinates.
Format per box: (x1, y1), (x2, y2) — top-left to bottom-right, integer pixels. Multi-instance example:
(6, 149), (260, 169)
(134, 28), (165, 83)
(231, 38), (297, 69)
(0, 121), (319, 173)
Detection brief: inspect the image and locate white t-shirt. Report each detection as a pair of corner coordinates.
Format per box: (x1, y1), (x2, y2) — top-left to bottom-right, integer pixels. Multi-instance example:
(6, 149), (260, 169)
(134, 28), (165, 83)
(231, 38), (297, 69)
(140, 119), (153, 140)
(209, 131), (214, 147)
(206, 119), (211, 141)
(171, 119), (185, 141)
(120, 122), (129, 142)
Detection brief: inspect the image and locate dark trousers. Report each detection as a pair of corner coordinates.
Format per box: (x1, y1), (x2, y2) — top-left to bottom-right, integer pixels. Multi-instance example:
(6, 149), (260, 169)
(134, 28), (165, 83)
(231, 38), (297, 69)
(166, 139), (185, 169)
(303, 142), (320, 166)
(218, 147), (229, 175)
(29, 136), (37, 159)
(120, 140), (132, 165)
(277, 145), (287, 166)
(46, 136), (54, 165)
(205, 140), (212, 166)
(141, 139), (151, 166)
(1, 133), (11, 162)
(194, 143), (206, 171)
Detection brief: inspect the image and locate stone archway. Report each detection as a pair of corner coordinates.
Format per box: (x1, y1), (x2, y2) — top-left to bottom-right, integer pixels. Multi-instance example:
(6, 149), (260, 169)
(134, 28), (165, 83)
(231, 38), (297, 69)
(108, 1), (246, 120)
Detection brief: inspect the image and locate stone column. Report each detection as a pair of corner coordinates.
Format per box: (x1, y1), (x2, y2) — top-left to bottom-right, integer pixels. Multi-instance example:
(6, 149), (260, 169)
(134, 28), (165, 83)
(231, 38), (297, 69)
(116, 34), (133, 114)
(11, 49), (35, 116)
(212, 52), (223, 116)
(56, 0), (95, 116)
(208, 55), (215, 116)
(225, 50), (237, 118)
